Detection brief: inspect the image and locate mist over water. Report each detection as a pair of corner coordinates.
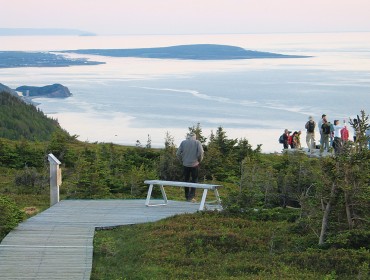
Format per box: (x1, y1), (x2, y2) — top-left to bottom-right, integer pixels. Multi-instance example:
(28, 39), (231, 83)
(1, 33), (369, 152)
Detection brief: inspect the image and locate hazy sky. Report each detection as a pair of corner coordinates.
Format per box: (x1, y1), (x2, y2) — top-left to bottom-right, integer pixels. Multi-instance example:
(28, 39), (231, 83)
(2, 0), (370, 34)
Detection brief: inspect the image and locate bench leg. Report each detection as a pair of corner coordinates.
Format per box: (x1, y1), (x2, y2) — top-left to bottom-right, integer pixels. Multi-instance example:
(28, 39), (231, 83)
(160, 185), (168, 204)
(199, 189), (208, 211)
(214, 188), (222, 209)
(199, 188), (222, 211)
(214, 188), (221, 204)
(145, 184), (168, 207)
(145, 184), (154, 206)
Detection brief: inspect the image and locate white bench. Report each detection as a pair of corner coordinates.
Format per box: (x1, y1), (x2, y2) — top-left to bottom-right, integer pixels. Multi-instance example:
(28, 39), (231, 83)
(144, 180), (222, 211)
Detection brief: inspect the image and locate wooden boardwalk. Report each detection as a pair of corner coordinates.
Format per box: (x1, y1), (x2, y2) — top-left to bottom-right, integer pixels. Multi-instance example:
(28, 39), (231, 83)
(0, 199), (209, 280)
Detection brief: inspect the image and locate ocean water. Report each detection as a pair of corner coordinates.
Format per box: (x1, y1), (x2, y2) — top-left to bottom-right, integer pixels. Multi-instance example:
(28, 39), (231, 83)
(0, 33), (369, 152)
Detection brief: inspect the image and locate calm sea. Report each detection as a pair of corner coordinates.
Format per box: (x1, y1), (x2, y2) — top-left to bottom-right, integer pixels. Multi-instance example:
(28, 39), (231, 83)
(1, 33), (369, 152)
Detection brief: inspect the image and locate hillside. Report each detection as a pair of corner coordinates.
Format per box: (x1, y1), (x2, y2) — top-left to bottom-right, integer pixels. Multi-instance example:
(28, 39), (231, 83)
(0, 83), (18, 96)
(0, 90), (69, 141)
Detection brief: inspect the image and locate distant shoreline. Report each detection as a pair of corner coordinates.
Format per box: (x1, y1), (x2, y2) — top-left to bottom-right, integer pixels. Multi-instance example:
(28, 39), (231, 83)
(0, 51), (104, 68)
(0, 28), (96, 36)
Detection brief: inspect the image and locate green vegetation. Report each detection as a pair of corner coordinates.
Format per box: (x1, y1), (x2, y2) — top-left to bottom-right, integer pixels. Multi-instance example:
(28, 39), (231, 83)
(0, 91), (70, 141)
(0, 93), (369, 279)
(0, 195), (24, 240)
(92, 212), (369, 280)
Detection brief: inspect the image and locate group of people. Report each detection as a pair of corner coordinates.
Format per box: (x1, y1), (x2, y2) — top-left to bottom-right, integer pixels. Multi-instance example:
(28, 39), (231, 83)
(281, 114), (353, 154)
(175, 115), (368, 202)
(281, 129), (302, 150)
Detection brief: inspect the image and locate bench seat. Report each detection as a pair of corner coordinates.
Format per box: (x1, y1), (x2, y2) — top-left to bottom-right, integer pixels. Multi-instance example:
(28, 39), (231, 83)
(144, 180), (222, 211)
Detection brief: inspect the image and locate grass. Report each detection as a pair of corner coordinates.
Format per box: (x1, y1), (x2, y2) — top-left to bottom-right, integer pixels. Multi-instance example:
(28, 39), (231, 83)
(0, 166), (49, 219)
(91, 211), (370, 280)
(4, 193), (49, 218)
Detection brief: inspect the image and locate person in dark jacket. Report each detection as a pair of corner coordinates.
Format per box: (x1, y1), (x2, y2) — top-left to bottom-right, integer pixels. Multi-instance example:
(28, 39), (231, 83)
(282, 129), (290, 150)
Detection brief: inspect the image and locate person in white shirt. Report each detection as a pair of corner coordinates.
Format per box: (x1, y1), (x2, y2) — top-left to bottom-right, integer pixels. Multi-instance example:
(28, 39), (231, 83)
(332, 120), (346, 154)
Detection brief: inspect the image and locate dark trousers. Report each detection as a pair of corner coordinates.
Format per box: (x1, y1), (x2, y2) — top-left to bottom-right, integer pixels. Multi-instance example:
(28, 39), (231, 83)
(184, 165), (199, 200)
(333, 137), (342, 154)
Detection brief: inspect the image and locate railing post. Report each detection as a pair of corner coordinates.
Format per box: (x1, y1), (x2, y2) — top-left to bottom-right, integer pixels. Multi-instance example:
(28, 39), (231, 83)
(47, 153), (62, 206)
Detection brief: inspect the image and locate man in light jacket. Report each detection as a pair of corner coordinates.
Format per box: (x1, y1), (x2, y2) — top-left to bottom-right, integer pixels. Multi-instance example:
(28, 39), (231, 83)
(305, 116), (316, 153)
(176, 132), (204, 202)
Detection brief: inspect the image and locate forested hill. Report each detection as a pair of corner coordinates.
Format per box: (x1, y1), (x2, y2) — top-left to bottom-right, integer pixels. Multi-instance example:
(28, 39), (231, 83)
(0, 91), (68, 141)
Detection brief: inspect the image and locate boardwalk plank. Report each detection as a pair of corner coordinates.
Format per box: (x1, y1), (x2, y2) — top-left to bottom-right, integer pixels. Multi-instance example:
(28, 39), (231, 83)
(0, 199), (214, 279)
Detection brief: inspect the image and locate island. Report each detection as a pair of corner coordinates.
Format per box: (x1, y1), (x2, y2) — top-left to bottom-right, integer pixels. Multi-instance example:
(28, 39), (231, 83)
(16, 84), (72, 98)
(60, 44), (310, 60)
(0, 51), (104, 68)
(0, 45), (308, 69)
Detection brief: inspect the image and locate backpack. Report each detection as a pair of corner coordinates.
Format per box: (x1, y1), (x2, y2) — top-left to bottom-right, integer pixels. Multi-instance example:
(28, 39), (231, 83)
(341, 127), (349, 141)
(278, 134), (284, 144)
(307, 121), (315, 133)
(322, 123), (331, 135)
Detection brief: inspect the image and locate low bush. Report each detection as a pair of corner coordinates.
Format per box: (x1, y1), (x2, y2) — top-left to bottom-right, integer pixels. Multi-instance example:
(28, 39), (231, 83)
(91, 212), (370, 279)
(0, 195), (24, 240)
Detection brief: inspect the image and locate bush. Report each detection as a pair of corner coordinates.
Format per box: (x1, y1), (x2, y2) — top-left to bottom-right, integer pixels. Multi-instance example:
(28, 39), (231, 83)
(327, 230), (370, 249)
(0, 195), (24, 240)
(280, 248), (370, 277)
(14, 166), (47, 194)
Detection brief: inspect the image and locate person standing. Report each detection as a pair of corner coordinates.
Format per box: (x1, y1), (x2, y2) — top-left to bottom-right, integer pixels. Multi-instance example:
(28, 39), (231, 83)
(295, 131), (302, 149)
(320, 118), (331, 153)
(332, 120), (346, 154)
(318, 114), (326, 149)
(282, 129), (290, 150)
(305, 116), (316, 153)
(341, 125), (349, 142)
(291, 131), (298, 149)
(176, 132), (204, 202)
(329, 121), (335, 147)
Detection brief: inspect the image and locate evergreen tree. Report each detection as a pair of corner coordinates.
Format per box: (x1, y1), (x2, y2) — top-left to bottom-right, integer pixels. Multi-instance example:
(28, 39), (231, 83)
(158, 132), (182, 181)
(146, 134), (152, 149)
(350, 110), (370, 152)
(188, 123), (207, 144)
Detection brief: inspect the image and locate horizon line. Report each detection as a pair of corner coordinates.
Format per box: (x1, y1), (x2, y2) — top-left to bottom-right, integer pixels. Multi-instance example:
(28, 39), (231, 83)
(1, 28), (370, 37)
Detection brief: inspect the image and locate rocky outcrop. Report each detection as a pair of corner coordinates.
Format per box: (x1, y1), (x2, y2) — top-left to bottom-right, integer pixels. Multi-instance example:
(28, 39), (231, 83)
(16, 84), (72, 98)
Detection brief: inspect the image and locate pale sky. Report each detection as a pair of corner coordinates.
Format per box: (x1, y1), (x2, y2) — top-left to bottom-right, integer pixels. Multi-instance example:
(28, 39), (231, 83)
(1, 0), (370, 35)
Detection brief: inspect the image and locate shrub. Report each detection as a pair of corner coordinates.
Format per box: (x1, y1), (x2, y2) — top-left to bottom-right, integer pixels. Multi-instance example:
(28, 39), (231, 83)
(326, 230), (370, 249)
(0, 195), (24, 240)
